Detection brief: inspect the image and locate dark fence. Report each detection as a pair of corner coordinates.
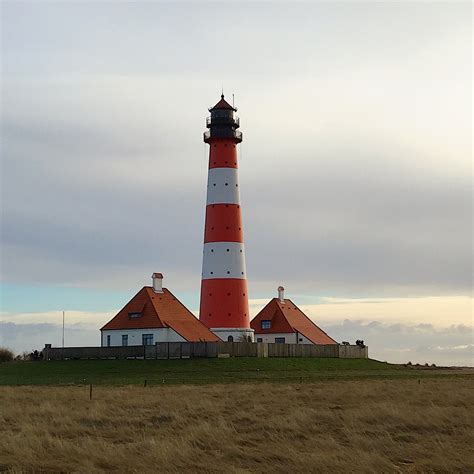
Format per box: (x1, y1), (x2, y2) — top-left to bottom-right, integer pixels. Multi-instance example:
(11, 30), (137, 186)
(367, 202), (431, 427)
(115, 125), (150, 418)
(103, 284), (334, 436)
(42, 342), (368, 361)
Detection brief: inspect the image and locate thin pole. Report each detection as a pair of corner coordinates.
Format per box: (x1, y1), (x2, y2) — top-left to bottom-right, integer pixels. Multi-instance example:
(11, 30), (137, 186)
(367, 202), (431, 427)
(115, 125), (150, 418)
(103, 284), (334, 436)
(62, 311), (65, 348)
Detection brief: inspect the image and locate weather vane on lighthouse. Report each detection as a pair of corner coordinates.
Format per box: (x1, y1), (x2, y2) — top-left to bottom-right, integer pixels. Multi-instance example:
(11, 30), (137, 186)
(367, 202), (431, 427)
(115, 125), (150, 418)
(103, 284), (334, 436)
(199, 94), (254, 342)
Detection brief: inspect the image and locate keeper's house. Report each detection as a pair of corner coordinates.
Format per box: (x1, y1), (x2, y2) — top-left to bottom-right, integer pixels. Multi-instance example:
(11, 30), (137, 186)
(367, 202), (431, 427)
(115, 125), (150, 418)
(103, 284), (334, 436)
(250, 287), (337, 345)
(101, 273), (219, 346)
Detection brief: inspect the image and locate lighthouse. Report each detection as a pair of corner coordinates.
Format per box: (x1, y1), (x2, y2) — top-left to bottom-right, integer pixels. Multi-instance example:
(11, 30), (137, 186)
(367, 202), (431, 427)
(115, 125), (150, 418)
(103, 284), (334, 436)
(199, 95), (254, 342)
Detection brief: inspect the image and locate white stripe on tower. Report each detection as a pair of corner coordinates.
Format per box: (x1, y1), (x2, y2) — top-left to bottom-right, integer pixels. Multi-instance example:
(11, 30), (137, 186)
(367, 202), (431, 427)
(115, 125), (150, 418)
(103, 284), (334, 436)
(202, 242), (246, 279)
(206, 168), (241, 205)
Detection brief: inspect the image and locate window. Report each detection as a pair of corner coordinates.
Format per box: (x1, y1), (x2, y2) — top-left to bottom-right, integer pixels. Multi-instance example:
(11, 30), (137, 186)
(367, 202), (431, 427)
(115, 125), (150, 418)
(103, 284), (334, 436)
(212, 110), (233, 119)
(261, 320), (271, 330)
(128, 312), (142, 319)
(227, 335), (234, 342)
(122, 335), (128, 347)
(106, 335), (111, 347)
(275, 337), (286, 344)
(142, 334), (154, 346)
(256, 338), (263, 343)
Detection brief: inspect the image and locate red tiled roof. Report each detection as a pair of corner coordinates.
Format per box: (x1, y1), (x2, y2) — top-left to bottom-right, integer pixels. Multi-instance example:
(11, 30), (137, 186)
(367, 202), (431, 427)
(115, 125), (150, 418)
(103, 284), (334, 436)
(209, 95), (236, 111)
(250, 298), (337, 345)
(101, 287), (219, 342)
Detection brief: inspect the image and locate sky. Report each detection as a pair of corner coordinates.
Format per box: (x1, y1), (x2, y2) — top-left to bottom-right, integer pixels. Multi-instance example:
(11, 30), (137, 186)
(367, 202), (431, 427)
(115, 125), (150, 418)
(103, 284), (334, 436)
(0, 1), (472, 365)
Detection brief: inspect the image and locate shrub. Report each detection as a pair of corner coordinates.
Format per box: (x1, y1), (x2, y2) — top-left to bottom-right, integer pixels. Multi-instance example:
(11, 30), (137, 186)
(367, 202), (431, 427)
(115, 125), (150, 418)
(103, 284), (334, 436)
(14, 351), (32, 361)
(0, 347), (14, 362)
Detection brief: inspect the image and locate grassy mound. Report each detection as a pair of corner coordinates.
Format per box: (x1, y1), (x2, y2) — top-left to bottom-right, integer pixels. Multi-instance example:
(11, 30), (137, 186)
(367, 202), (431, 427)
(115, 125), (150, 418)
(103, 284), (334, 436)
(0, 357), (468, 386)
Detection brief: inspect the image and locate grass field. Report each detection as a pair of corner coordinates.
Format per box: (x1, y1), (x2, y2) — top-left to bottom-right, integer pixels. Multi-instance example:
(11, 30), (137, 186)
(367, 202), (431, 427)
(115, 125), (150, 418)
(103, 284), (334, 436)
(1, 359), (472, 471)
(1, 377), (473, 472)
(0, 357), (470, 386)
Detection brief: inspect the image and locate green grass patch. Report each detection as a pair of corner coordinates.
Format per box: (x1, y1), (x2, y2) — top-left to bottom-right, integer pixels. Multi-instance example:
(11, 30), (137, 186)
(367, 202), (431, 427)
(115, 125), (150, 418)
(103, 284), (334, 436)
(0, 357), (466, 386)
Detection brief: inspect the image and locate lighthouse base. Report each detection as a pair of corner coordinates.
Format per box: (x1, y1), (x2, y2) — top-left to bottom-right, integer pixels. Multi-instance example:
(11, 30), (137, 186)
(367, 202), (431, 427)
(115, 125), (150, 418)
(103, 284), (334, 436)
(211, 327), (255, 343)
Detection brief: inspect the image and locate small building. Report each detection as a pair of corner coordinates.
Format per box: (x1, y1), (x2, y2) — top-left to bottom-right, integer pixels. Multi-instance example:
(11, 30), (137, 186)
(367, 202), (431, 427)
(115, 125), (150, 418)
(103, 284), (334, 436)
(101, 273), (219, 346)
(250, 286), (337, 345)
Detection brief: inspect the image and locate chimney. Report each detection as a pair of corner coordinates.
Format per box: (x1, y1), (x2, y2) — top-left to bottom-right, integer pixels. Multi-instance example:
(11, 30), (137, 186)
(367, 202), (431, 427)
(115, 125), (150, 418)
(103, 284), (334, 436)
(278, 286), (285, 302)
(152, 273), (164, 293)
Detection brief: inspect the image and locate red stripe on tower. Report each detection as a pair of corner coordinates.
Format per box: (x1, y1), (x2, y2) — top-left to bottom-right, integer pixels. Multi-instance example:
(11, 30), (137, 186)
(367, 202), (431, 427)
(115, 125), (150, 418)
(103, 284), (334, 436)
(199, 95), (254, 342)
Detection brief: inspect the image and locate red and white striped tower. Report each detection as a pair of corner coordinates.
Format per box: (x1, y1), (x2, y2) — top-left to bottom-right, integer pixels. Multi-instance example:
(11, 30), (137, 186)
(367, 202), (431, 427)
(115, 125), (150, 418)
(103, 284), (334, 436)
(199, 95), (254, 342)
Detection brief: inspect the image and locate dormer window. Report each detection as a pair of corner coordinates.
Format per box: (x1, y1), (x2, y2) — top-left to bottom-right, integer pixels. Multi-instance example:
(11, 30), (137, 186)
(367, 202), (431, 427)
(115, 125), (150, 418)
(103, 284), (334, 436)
(128, 312), (142, 319)
(261, 320), (271, 330)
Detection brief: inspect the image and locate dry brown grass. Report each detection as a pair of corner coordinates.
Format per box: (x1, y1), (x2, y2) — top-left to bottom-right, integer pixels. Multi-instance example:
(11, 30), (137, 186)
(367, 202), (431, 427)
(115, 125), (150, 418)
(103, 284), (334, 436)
(0, 378), (473, 472)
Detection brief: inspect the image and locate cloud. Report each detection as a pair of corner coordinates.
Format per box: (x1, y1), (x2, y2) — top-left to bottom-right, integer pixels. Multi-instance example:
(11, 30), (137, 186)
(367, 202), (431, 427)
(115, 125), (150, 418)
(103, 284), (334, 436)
(2, 76), (471, 296)
(0, 310), (114, 327)
(0, 321), (100, 354)
(320, 320), (473, 366)
(0, 310), (113, 353)
(434, 344), (473, 352)
(305, 296), (472, 326)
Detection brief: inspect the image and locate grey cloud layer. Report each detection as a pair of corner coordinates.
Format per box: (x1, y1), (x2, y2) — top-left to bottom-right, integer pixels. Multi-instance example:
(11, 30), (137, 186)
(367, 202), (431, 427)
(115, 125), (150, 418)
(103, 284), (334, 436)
(0, 322), (99, 354)
(1, 2), (471, 298)
(2, 86), (470, 295)
(324, 320), (473, 366)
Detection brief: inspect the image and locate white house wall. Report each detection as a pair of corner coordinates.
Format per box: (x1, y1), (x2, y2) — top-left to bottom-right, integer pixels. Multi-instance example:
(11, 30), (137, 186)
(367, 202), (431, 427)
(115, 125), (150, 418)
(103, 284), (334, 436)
(254, 332), (315, 345)
(101, 328), (186, 346)
(211, 327), (255, 342)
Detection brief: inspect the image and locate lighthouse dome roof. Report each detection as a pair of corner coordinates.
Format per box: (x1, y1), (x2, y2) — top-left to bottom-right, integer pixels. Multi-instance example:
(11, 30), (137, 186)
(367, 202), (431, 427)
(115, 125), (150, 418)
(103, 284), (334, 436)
(209, 94), (237, 112)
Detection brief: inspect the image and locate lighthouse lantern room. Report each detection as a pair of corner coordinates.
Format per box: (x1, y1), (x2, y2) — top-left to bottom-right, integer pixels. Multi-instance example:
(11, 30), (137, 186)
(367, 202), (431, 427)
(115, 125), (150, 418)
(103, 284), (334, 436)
(199, 95), (254, 342)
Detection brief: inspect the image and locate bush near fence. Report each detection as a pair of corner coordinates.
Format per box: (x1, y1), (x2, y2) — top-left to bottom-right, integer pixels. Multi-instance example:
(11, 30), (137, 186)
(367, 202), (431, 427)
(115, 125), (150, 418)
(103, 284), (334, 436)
(42, 342), (368, 361)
